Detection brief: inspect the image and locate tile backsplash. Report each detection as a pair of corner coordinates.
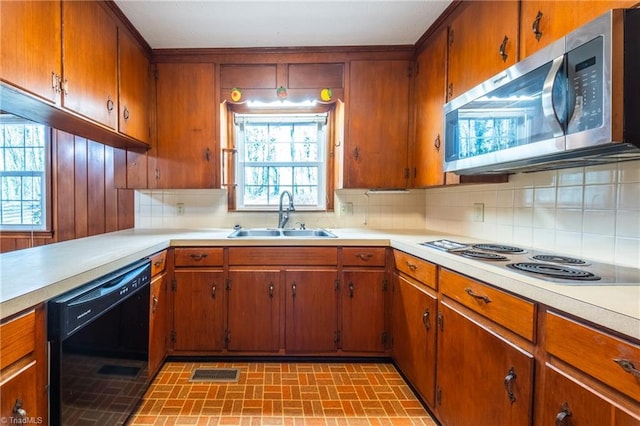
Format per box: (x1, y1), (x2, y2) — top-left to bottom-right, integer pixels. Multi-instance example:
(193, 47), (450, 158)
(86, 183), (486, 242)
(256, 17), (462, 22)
(135, 160), (639, 267)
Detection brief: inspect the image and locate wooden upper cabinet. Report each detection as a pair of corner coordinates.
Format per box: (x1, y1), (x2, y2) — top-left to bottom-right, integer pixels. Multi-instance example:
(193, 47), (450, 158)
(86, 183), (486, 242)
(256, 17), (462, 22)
(0, 0), (62, 104)
(520, 1), (637, 58)
(62, 1), (118, 129)
(412, 27), (448, 187)
(345, 60), (411, 189)
(447, 0), (519, 101)
(118, 28), (150, 144)
(154, 62), (218, 189)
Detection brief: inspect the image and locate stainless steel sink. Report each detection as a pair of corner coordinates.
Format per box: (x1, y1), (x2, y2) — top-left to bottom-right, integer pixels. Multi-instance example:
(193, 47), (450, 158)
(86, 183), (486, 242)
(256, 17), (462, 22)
(227, 228), (337, 238)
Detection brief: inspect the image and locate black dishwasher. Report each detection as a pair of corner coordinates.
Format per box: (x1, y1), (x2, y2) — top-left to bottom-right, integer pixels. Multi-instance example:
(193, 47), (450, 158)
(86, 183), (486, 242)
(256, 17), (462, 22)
(48, 259), (151, 426)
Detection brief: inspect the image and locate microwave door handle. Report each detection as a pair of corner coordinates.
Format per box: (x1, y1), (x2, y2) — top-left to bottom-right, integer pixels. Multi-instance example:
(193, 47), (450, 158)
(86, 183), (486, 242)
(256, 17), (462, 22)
(541, 55), (565, 137)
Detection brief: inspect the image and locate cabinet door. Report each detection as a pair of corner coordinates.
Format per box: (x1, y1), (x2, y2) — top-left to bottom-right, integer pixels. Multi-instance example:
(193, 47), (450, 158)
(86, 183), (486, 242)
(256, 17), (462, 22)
(520, 1), (637, 58)
(227, 270), (281, 352)
(447, 1), (519, 100)
(341, 270), (386, 353)
(62, 1), (118, 129)
(149, 272), (167, 375)
(155, 62), (218, 189)
(436, 300), (534, 426)
(536, 364), (635, 426)
(392, 274), (437, 407)
(0, 361), (38, 423)
(285, 269), (338, 352)
(118, 29), (150, 143)
(1, 0), (61, 103)
(345, 60), (410, 188)
(172, 270), (225, 351)
(412, 27), (447, 187)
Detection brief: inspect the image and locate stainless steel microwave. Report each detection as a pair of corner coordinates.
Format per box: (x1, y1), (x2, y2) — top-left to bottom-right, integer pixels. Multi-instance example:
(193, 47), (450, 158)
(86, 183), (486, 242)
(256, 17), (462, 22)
(443, 9), (640, 175)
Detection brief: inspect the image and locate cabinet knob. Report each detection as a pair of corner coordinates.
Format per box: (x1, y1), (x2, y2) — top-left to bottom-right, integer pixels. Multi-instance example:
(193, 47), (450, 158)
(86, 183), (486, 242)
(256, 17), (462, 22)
(106, 96), (115, 112)
(555, 403), (572, 426)
(12, 399), (27, 420)
(532, 11), (543, 41)
(499, 35), (509, 62)
(123, 107), (130, 120)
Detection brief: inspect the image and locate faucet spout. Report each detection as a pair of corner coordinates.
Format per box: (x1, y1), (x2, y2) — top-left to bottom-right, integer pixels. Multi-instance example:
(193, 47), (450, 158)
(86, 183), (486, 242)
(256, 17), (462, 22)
(278, 190), (295, 228)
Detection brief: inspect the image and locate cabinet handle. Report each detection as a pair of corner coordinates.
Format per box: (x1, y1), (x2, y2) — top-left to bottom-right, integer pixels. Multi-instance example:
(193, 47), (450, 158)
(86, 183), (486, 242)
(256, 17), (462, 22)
(434, 134), (441, 151)
(205, 147), (211, 162)
(504, 367), (517, 403)
(353, 147), (360, 160)
(499, 35), (509, 62)
(349, 282), (354, 298)
(447, 83), (454, 100)
(422, 308), (430, 330)
(292, 282), (297, 298)
(123, 106), (130, 120)
(405, 261), (418, 271)
(211, 284), (216, 299)
(106, 96), (114, 112)
(613, 359), (640, 378)
(464, 287), (491, 304)
(532, 11), (543, 41)
(555, 403), (572, 426)
(12, 399), (27, 420)
(356, 253), (373, 261)
(153, 259), (164, 268)
(269, 282), (274, 298)
(190, 253), (208, 261)
(152, 295), (159, 313)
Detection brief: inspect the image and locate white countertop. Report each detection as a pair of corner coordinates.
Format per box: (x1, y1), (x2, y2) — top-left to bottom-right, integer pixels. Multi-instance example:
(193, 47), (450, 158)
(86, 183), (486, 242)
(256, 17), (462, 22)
(1, 227), (638, 340)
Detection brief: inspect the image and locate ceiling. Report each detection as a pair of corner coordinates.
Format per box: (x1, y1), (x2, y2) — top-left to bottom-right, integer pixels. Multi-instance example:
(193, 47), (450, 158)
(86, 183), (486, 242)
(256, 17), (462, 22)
(114, 0), (453, 49)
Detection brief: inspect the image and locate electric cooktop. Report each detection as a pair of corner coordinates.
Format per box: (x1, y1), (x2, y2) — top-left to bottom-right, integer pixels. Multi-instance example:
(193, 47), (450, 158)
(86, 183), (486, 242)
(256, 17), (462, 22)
(420, 240), (640, 285)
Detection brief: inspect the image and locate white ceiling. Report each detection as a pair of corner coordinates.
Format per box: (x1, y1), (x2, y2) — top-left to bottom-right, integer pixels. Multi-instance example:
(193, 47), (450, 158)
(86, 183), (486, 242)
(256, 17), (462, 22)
(114, 0), (452, 49)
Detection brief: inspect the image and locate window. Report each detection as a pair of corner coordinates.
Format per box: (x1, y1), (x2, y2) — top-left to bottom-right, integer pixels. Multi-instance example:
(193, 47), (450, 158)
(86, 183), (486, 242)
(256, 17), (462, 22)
(234, 113), (328, 210)
(0, 115), (49, 231)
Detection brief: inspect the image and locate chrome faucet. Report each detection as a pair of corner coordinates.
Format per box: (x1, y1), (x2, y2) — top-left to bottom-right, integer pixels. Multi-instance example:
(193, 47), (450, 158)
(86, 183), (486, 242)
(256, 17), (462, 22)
(277, 190), (295, 228)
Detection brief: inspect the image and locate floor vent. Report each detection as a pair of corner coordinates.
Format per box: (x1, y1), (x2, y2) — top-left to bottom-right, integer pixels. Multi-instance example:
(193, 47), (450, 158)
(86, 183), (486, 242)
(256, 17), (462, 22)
(97, 365), (141, 377)
(189, 368), (240, 382)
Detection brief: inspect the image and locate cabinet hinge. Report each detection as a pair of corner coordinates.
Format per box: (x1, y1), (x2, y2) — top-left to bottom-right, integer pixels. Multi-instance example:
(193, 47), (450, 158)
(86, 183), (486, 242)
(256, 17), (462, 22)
(407, 66), (413, 78)
(334, 279), (340, 291)
(436, 386), (442, 405)
(224, 330), (230, 344)
(381, 331), (388, 346)
(448, 28), (455, 46)
(437, 312), (444, 331)
(404, 168), (410, 179)
(334, 330), (341, 345)
(170, 330), (176, 343)
(171, 279), (177, 292)
(415, 62), (419, 75)
(382, 279), (388, 292)
(153, 67), (159, 80)
(226, 278), (232, 290)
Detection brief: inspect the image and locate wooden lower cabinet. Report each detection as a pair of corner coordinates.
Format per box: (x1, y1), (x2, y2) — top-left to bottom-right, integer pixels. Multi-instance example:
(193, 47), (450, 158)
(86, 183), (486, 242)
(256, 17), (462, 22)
(392, 273), (437, 406)
(172, 270), (226, 351)
(537, 364), (639, 426)
(436, 300), (534, 426)
(285, 269), (339, 353)
(148, 270), (168, 375)
(341, 270), (387, 353)
(227, 270), (281, 352)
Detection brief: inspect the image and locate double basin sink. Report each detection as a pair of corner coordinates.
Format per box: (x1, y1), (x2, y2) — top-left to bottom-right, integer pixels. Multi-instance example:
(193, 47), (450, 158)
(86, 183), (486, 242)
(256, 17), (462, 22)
(227, 228), (337, 238)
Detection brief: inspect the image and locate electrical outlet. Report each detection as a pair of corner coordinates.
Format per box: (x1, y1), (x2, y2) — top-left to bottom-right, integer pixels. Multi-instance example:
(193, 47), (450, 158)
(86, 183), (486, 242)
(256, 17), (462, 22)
(340, 202), (354, 216)
(473, 203), (484, 222)
(176, 203), (185, 216)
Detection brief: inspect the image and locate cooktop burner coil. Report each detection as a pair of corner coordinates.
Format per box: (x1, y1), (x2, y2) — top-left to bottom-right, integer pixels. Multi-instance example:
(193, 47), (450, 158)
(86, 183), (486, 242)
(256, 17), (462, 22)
(459, 250), (508, 261)
(472, 244), (526, 254)
(506, 262), (601, 281)
(530, 254), (589, 265)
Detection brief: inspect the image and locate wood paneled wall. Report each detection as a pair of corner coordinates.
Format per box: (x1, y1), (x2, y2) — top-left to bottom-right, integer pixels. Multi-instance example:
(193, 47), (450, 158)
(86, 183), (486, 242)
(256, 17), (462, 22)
(0, 129), (134, 253)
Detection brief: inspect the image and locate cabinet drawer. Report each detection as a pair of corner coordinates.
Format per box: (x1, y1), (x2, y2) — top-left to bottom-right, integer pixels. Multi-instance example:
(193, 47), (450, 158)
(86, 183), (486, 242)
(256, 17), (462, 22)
(546, 311), (640, 403)
(440, 269), (535, 341)
(0, 310), (36, 370)
(174, 247), (224, 267)
(393, 250), (437, 289)
(228, 247), (338, 266)
(149, 250), (167, 276)
(342, 247), (386, 267)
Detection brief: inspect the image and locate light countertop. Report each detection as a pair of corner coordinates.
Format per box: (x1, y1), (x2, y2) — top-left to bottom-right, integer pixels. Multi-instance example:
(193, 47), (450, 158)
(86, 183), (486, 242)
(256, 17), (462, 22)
(1, 227), (638, 340)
